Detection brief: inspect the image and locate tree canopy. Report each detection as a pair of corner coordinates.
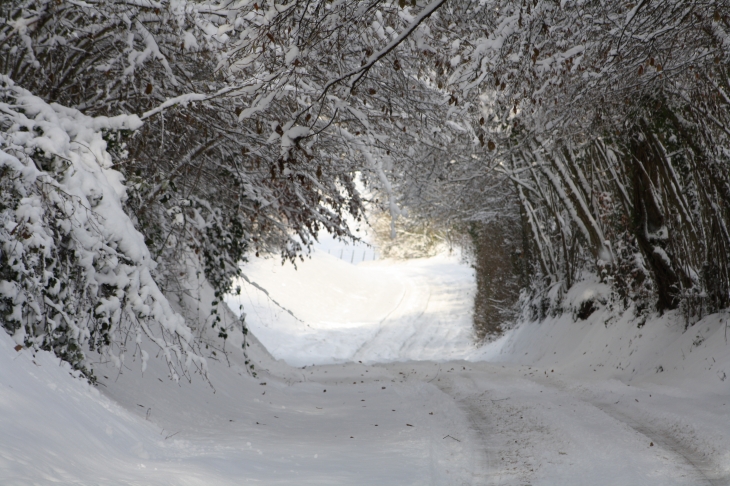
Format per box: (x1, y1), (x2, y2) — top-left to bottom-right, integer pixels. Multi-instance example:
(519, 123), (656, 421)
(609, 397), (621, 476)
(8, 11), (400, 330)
(1, 0), (729, 376)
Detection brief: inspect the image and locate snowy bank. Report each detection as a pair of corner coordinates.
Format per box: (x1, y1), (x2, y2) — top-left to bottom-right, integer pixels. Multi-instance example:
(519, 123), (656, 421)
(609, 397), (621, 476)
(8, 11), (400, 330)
(474, 303), (730, 396)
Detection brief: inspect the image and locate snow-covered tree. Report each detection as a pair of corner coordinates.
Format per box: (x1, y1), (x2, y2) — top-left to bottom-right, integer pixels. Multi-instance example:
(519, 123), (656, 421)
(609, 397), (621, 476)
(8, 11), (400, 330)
(0, 0), (456, 374)
(3, 0), (730, 378)
(410, 0), (730, 322)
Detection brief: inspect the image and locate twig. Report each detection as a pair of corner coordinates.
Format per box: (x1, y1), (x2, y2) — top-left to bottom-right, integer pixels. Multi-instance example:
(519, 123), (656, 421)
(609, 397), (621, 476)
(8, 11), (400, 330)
(240, 273), (304, 322)
(427, 366), (441, 383)
(443, 435), (461, 442)
(295, 0), (447, 125)
(164, 431), (180, 440)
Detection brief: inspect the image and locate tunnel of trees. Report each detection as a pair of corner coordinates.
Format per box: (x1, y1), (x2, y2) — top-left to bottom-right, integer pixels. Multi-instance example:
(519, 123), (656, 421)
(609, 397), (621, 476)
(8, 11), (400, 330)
(1, 0), (729, 377)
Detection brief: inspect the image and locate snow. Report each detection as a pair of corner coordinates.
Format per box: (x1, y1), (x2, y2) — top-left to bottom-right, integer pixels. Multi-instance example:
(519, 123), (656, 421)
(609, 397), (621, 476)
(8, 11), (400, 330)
(183, 30), (199, 51)
(0, 77), (202, 379)
(0, 286), (476, 485)
(141, 86), (237, 120)
(564, 275), (611, 309)
(285, 45), (299, 65)
(226, 250), (477, 366)
(2, 248), (730, 484)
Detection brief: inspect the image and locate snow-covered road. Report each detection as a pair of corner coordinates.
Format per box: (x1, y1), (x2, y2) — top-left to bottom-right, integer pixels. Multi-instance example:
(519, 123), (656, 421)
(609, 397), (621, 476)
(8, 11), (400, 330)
(385, 360), (729, 485)
(224, 250), (730, 485)
(226, 251), (478, 366)
(2, 251), (730, 484)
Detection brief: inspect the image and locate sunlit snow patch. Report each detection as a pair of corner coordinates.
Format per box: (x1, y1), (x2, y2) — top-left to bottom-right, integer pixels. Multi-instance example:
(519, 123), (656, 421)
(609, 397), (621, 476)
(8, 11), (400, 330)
(226, 249), (477, 366)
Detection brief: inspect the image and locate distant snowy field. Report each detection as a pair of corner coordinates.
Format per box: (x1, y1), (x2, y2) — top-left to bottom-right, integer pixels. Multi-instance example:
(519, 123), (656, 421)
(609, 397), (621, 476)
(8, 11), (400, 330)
(2, 245), (730, 484)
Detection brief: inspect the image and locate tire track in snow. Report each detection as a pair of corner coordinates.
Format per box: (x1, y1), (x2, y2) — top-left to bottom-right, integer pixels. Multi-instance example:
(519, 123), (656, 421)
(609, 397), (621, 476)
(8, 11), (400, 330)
(427, 374), (495, 485)
(590, 401), (729, 486)
(351, 274), (410, 360)
(529, 375), (728, 485)
(456, 394), (497, 485)
(396, 287), (432, 355)
(352, 269), (432, 362)
(354, 259), (471, 363)
(432, 372), (548, 486)
(428, 365), (719, 485)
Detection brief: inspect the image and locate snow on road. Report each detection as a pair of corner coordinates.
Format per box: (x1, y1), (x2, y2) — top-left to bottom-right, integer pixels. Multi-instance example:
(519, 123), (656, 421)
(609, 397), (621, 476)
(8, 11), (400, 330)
(230, 250), (730, 485)
(0, 329), (473, 485)
(2, 249), (730, 484)
(388, 360), (729, 485)
(227, 250), (477, 366)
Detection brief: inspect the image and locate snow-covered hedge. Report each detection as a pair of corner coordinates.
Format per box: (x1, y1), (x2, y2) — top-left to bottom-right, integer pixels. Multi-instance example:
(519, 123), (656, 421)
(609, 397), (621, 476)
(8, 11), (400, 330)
(0, 76), (206, 381)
